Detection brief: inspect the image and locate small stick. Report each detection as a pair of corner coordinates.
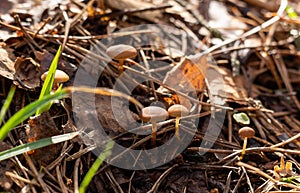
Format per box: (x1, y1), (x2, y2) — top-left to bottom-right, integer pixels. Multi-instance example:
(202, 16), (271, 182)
(147, 164), (178, 193)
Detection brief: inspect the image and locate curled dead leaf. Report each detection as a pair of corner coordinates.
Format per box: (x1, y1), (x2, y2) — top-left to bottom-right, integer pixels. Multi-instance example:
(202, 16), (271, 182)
(14, 57), (41, 89)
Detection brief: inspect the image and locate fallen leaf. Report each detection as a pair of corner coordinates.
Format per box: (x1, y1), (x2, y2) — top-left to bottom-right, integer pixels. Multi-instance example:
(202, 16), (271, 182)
(0, 46), (16, 80)
(14, 57), (41, 89)
(26, 112), (62, 165)
(95, 95), (140, 135)
(158, 55), (207, 109)
(207, 65), (248, 104)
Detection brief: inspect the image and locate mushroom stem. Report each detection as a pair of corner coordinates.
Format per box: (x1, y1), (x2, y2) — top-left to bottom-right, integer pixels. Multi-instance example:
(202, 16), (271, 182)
(151, 121), (157, 146)
(175, 117), (180, 139)
(53, 83), (60, 91)
(239, 137), (248, 160)
(119, 59), (124, 74)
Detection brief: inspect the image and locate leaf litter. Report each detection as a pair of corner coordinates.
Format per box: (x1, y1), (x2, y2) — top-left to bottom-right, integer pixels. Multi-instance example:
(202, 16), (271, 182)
(0, 0), (300, 192)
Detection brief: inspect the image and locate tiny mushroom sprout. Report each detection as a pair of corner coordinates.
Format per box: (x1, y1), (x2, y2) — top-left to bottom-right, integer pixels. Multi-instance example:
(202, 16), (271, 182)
(238, 126), (255, 160)
(168, 104), (189, 139)
(41, 69), (69, 90)
(106, 44), (137, 74)
(140, 106), (168, 146)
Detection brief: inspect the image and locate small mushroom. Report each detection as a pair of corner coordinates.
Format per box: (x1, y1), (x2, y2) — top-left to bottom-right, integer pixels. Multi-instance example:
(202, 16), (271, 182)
(106, 44), (137, 74)
(274, 157), (294, 179)
(140, 106), (168, 145)
(168, 104), (189, 139)
(238, 126), (255, 160)
(41, 69), (69, 90)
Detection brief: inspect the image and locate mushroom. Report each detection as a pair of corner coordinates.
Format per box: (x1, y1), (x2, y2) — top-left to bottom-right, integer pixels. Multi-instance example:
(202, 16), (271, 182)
(274, 157), (294, 179)
(238, 126), (255, 160)
(140, 106), (168, 145)
(168, 104), (189, 139)
(41, 69), (69, 90)
(106, 44), (137, 74)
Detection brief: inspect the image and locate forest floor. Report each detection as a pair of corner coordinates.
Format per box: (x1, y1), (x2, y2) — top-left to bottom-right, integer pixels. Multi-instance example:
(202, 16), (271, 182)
(1, 0), (300, 192)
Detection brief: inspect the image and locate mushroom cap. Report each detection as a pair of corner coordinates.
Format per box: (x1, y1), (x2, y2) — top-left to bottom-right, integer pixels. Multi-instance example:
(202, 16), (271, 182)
(41, 69), (69, 83)
(238, 127), (255, 138)
(168, 104), (189, 117)
(106, 44), (137, 60)
(140, 106), (168, 123)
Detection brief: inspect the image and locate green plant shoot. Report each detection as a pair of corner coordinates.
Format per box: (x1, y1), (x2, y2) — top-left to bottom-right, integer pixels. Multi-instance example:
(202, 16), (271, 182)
(0, 90), (67, 142)
(0, 131), (79, 161)
(36, 46), (62, 115)
(0, 85), (16, 126)
(79, 140), (114, 193)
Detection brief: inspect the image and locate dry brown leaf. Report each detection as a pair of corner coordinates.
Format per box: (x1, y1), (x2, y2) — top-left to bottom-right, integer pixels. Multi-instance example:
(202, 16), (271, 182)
(159, 53), (249, 106)
(26, 112), (62, 165)
(158, 55), (207, 109)
(14, 57), (41, 89)
(0, 46), (16, 80)
(207, 65), (248, 104)
(95, 95), (139, 135)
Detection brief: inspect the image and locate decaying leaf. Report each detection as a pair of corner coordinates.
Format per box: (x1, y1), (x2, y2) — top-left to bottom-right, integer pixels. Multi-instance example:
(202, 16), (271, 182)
(158, 55), (207, 109)
(95, 95), (140, 135)
(158, 53), (249, 107)
(0, 46), (16, 80)
(14, 57), (41, 89)
(26, 112), (62, 165)
(207, 65), (248, 104)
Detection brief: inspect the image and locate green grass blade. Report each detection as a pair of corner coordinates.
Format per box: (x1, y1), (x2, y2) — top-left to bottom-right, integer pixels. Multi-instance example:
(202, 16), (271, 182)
(79, 140), (114, 193)
(0, 90), (67, 142)
(0, 132), (79, 161)
(36, 46), (62, 115)
(0, 85), (16, 126)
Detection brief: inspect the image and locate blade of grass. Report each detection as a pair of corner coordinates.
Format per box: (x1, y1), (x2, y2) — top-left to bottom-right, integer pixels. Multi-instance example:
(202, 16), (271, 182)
(0, 85), (16, 126)
(0, 132), (79, 161)
(79, 140), (114, 193)
(0, 90), (68, 142)
(36, 45), (62, 115)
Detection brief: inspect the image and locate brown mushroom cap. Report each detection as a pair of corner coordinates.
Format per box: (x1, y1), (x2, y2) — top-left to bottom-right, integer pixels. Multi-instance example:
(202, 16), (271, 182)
(168, 104), (189, 117)
(140, 106), (168, 123)
(41, 69), (69, 83)
(238, 127), (255, 138)
(106, 44), (137, 60)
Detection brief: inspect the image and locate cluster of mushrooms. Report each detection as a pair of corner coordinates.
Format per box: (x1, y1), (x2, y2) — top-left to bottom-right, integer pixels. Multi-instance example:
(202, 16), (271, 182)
(140, 104), (189, 145)
(40, 44), (256, 158)
(105, 44), (191, 145)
